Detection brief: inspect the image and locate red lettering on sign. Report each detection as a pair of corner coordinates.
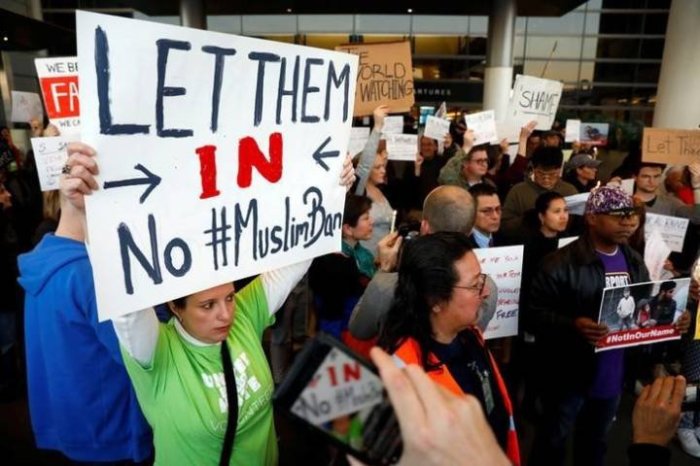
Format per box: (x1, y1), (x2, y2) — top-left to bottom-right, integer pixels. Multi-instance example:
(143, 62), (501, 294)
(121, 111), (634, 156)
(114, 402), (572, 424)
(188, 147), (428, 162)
(195, 145), (220, 199)
(40, 76), (80, 118)
(343, 362), (361, 382)
(237, 132), (283, 188)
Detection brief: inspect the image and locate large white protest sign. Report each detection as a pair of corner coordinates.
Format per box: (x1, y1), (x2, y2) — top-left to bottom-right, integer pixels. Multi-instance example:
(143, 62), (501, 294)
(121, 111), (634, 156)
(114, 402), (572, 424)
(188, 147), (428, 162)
(382, 115), (404, 135)
(385, 133), (417, 161)
(347, 127), (370, 156)
(11, 91), (44, 123)
(291, 346), (384, 426)
(645, 213), (689, 253)
(31, 136), (68, 191)
(77, 11), (358, 320)
(464, 110), (498, 145)
(474, 245), (524, 340)
(507, 75), (563, 130)
(34, 57), (81, 135)
(558, 236), (578, 249)
(423, 115), (450, 141)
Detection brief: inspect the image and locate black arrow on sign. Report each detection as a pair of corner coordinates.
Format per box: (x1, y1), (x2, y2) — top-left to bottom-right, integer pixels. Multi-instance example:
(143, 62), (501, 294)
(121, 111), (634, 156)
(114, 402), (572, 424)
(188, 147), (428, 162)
(103, 163), (162, 204)
(312, 136), (340, 172)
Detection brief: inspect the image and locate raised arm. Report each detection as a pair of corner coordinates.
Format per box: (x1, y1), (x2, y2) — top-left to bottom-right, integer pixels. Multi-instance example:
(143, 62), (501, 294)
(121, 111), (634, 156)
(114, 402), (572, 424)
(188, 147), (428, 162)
(62, 142), (160, 366)
(355, 105), (388, 195)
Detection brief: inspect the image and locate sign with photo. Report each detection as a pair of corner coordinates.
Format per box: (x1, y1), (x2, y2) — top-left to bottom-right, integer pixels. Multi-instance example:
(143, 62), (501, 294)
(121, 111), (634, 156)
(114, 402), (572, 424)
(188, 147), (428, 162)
(596, 278), (690, 352)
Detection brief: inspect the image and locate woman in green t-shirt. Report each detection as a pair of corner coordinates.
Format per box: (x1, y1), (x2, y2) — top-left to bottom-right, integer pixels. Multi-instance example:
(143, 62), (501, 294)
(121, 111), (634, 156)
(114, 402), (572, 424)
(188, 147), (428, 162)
(60, 142), (356, 466)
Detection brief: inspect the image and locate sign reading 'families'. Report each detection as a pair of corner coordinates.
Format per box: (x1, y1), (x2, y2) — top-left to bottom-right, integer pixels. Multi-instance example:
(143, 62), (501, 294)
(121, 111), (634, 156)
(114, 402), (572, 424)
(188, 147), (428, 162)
(77, 11), (358, 320)
(642, 128), (700, 165)
(335, 41), (414, 117)
(34, 57), (81, 134)
(507, 75), (563, 130)
(474, 245), (524, 340)
(596, 278), (690, 352)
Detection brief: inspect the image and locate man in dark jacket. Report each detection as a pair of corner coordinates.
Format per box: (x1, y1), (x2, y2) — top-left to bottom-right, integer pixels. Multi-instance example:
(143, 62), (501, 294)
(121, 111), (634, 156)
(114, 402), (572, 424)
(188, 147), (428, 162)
(528, 186), (690, 466)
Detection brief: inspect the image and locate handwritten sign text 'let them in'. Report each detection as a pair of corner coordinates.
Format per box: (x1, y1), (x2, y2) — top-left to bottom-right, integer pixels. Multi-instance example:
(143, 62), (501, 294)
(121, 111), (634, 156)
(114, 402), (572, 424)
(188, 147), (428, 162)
(77, 11), (357, 320)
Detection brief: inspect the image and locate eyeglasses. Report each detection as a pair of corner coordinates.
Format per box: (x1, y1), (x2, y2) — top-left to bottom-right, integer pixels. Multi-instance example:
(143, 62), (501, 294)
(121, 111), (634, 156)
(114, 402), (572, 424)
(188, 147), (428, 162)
(534, 169), (561, 180)
(453, 273), (488, 295)
(470, 158), (489, 165)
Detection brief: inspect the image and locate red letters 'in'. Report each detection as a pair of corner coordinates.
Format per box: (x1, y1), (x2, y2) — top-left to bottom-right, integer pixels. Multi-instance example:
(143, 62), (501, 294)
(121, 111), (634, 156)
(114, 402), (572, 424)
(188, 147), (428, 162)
(195, 145), (220, 199)
(237, 132), (283, 188)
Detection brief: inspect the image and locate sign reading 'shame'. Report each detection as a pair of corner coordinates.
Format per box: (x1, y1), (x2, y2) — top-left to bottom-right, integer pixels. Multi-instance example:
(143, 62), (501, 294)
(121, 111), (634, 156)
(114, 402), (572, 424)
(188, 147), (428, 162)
(77, 11), (358, 320)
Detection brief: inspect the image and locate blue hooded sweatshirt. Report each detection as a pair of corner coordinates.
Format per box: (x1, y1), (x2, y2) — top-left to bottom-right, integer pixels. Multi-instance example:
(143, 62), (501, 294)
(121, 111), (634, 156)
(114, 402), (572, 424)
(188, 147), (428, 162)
(18, 234), (152, 462)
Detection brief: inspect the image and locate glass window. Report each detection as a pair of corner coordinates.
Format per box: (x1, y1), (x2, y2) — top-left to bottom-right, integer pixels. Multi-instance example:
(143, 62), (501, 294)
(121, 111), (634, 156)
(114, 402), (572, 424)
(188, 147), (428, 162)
(596, 37), (641, 59)
(525, 36), (582, 59)
(469, 16), (488, 35)
(525, 12), (585, 35)
(414, 37), (461, 55)
(582, 38), (598, 59)
(304, 35), (351, 50)
(523, 59), (581, 83)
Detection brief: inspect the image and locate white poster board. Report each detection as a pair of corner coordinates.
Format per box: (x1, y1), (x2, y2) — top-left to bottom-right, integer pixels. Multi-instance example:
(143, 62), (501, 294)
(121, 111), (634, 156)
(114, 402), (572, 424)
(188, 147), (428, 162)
(385, 133), (417, 161)
(423, 115), (450, 141)
(645, 230), (672, 282)
(507, 75), (563, 130)
(34, 57), (81, 134)
(565, 119), (580, 143)
(645, 213), (689, 253)
(558, 236), (578, 249)
(475, 245), (524, 340)
(347, 127), (370, 156)
(382, 116), (404, 135)
(30, 136), (68, 191)
(11, 91), (44, 123)
(564, 192), (590, 216)
(464, 110), (498, 145)
(77, 11), (358, 320)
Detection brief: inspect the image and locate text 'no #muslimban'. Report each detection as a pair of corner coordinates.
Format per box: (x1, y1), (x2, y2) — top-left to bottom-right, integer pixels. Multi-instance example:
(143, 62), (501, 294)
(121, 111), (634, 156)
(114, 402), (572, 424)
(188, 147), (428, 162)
(474, 245), (524, 340)
(76, 11), (358, 320)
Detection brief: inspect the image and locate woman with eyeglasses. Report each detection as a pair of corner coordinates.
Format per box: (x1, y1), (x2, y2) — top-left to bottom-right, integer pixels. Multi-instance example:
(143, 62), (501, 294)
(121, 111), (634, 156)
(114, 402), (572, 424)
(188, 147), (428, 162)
(378, 232), (521, 466)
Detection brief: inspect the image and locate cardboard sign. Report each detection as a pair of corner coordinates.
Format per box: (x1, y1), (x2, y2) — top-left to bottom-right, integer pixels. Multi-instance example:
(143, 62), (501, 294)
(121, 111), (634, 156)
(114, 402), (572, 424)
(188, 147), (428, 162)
(335, 41), (414, 117)
(381, 115), (404, 135)
(30, 136), (68, 191)
(385, 133), (417, 162)
(596, 278), (689, 352)
(645, 213), (689, 253)
(11, 91), (44, 123)
(507, 75), (563, 130)
(474, 245), (524, 340)
(564, 119), (580, 143)
(34, 57), (81, 134)
(348, 127), (370, 156)
(423, 115), (450, 141)
(464, 110), (498, 145)
(642, 128), (700, 165)
(77, 11), (358, 320)
(291, 347), (384, 426)
(644, 230), (672, 282)
(579, 123), (609, 146)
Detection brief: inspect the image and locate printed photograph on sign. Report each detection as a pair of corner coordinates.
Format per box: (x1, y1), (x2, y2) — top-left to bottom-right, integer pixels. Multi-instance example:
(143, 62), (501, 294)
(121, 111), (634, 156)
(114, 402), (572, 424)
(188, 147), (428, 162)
(474, 245), (524, 340)
(335, 41), (414, 117)
(579, 123), (609, 146)
(76, 11), (358, 320)
(595, 278), (690, 352)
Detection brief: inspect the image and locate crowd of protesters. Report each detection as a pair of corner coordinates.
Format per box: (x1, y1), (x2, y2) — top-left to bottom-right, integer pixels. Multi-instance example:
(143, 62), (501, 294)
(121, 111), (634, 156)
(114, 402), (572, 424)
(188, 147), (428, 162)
(2, 101), (700, 466)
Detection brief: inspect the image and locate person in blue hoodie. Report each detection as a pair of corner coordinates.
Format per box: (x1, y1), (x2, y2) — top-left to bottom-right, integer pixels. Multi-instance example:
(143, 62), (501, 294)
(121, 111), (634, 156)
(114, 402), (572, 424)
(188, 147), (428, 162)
(17, 181), (152, 463)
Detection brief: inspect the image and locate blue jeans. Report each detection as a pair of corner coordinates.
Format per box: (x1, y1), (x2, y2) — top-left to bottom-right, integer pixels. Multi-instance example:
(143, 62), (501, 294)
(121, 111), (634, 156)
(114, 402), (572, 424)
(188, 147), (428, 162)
(529, 391), (620, 466)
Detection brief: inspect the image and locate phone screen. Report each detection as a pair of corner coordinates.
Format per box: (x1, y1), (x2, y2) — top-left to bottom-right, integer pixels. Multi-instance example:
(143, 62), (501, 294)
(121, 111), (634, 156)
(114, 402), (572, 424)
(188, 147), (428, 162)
(288, 346), (401, 464)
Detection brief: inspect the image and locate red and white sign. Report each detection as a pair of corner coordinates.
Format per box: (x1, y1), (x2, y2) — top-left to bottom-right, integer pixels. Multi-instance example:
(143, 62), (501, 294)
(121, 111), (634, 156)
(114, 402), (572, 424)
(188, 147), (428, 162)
(34, 57), (81, 134)
(596, 325), (680, 351)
